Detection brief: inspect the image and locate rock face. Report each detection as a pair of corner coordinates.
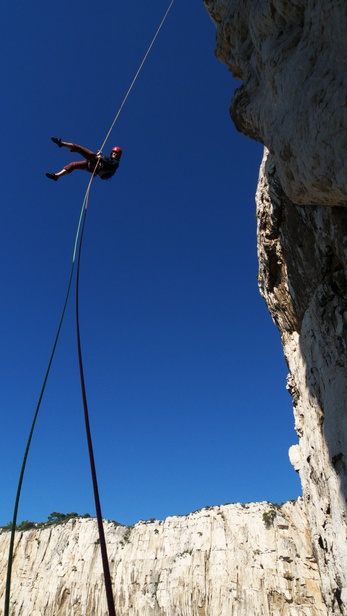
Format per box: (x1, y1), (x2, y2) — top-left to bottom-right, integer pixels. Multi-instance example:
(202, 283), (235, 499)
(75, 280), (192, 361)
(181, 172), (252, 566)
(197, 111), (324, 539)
(204, 0), (347, 207)
(256, 157), (347, 614)
(0, 501), (327, 615)
(203, 0), (347, 614)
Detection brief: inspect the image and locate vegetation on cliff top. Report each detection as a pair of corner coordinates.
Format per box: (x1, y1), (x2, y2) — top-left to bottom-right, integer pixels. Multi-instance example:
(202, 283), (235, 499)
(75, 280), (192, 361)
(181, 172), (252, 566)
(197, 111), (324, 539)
(0, 512), (91, 532)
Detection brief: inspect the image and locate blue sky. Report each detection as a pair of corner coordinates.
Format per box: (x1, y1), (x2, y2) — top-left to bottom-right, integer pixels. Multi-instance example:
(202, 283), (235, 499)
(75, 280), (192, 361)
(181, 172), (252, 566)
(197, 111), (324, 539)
(0, 0), (300, 527)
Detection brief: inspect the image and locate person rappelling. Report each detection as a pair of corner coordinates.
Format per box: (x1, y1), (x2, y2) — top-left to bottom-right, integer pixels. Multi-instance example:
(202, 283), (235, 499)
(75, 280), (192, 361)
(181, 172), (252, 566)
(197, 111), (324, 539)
(46, 138), (122, 181)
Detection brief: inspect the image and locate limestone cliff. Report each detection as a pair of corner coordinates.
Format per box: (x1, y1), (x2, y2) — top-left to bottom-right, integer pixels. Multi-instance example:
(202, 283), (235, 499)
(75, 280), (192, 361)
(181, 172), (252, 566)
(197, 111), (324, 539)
(0, 501), (326, 615)
(203, 0), (347, 614)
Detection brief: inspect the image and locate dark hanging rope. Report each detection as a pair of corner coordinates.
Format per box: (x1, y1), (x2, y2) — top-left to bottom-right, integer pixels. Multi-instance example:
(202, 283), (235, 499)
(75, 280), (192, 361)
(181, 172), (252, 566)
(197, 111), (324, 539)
(75, 182), (116, 616)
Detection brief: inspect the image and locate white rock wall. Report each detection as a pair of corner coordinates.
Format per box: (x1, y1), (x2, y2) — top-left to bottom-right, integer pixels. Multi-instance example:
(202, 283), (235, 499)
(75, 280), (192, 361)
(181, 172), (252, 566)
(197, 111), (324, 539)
(0, 502), (326, 616)
(203, 0), (347, 613)
(204, 0), (347, 206)
(256, 152), (347, 613)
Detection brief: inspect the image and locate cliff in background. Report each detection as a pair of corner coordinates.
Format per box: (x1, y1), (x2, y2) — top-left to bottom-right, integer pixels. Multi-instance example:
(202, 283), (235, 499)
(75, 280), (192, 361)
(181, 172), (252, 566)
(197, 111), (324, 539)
(0, 501), (326, 615)
(203, 0), (347, 613)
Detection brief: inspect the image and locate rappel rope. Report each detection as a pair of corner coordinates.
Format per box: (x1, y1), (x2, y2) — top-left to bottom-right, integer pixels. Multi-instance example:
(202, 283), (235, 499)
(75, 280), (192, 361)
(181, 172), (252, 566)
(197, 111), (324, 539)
(100, 0), (176, 152)
(4, 2), (176, 616)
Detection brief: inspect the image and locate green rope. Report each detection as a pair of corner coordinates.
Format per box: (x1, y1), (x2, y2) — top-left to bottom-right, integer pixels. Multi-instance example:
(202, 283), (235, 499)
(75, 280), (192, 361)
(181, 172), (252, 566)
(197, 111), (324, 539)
(3, 176), (93, 616)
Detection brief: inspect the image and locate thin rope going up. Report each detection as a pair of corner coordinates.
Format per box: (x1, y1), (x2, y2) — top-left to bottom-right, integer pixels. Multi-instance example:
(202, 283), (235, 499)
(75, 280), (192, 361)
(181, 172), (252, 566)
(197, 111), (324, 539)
(4, 1), (176, 614)
(100, 0), (176, 152)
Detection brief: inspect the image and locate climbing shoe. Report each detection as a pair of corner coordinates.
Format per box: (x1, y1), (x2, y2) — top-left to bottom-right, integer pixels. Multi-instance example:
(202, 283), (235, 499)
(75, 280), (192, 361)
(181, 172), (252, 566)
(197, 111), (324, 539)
(46, 172), (58, 181)
(51, 137), (63, 148)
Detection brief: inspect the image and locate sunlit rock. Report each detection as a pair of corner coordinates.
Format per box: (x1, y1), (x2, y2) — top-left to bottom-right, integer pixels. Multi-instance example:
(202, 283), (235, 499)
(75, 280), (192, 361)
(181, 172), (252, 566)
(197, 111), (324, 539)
(204, 0), (347, 613)
(0, 503), (326, 615)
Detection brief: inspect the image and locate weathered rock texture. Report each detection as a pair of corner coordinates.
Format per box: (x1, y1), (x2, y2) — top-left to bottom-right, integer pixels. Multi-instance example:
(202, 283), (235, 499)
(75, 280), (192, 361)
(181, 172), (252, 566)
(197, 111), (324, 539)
(256, 156), (347, 614)
(203, 0), (347, 614)
(204, 0), (347, 207)
(0, 502), (327, 615)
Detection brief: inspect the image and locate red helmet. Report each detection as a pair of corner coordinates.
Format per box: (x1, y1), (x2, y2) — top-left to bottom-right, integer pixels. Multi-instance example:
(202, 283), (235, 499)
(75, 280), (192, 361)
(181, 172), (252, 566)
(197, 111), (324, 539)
(111, 146), (122, 157)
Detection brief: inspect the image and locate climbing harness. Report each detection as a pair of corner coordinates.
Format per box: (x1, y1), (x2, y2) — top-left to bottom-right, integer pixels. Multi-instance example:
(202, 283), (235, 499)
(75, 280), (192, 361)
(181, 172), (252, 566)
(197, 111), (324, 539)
(4, 2), (176, 615)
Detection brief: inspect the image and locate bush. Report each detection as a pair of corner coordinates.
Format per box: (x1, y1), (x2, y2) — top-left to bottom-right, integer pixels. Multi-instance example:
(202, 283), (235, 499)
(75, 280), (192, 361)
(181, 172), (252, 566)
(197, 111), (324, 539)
(262, 509), (277, 528)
